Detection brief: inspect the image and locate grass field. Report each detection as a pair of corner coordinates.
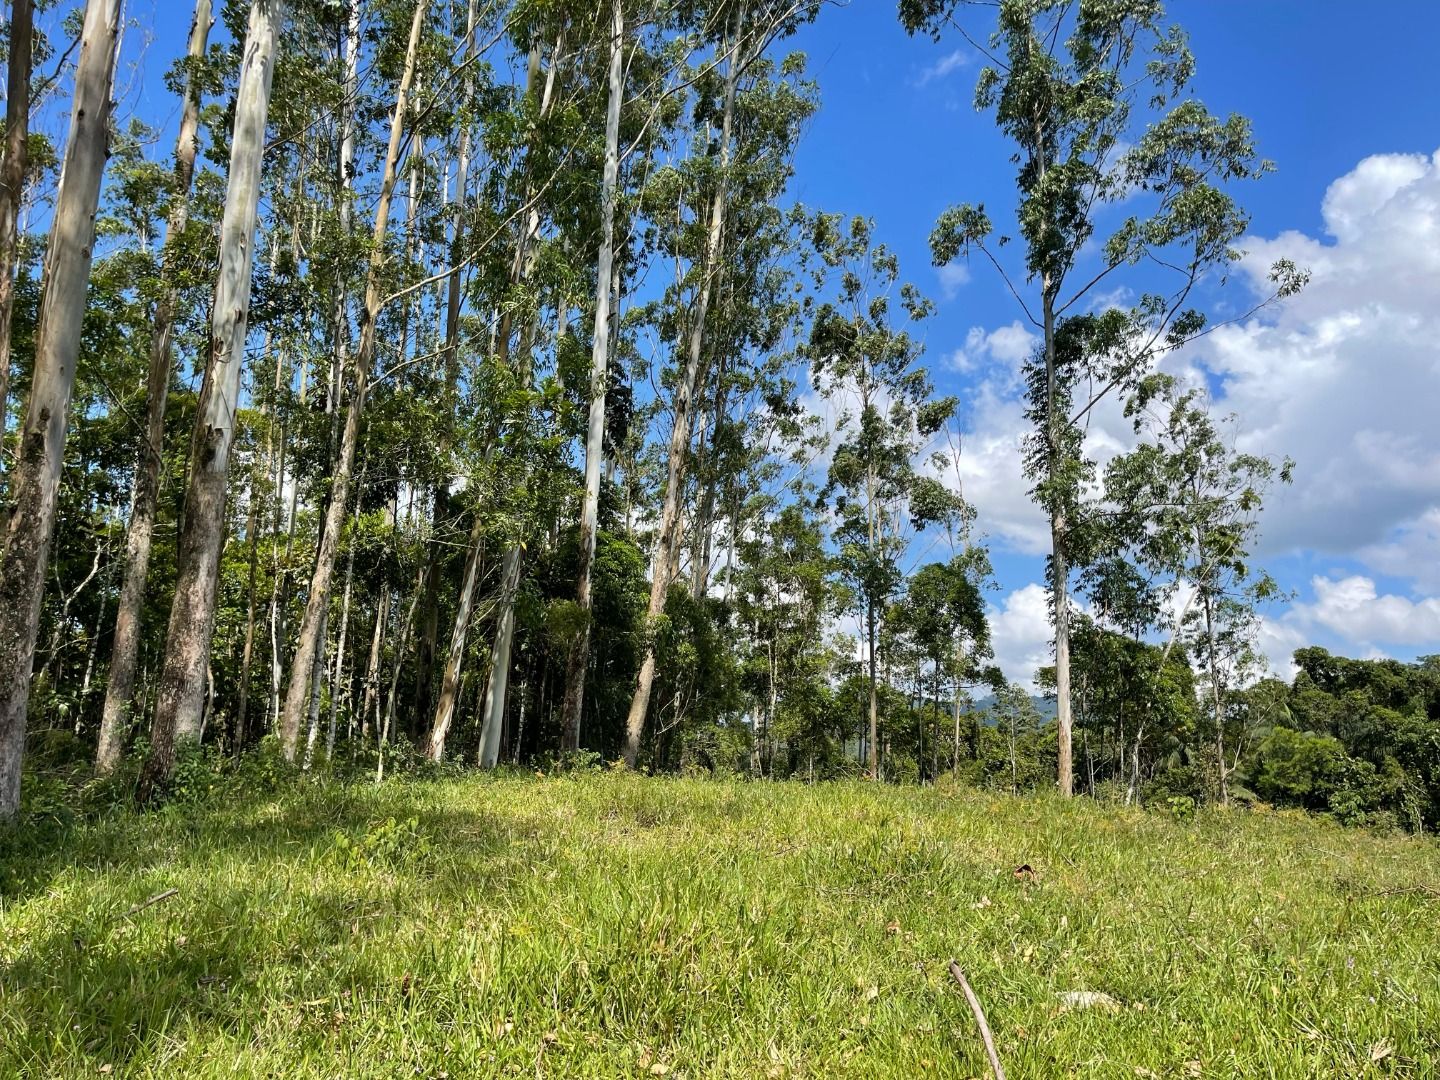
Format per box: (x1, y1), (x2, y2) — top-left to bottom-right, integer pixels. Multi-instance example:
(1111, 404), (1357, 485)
(2, 773), (1438, 1078)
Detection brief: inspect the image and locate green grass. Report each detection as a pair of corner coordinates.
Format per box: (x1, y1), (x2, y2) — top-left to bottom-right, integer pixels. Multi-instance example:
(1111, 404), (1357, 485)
(2, 773), (1438, 1078)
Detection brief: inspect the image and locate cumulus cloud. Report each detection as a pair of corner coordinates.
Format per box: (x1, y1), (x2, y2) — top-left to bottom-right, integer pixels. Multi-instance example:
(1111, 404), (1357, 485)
(1292, 575), (1440, 646)
(1195, 148), (1440, 559)
(1359, 509), (1440, 592)
(987, 583), (1055, 691)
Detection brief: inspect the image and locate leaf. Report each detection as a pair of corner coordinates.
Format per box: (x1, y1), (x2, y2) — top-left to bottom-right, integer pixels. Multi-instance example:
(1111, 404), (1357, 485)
(1369, 1040), (1395, 1064)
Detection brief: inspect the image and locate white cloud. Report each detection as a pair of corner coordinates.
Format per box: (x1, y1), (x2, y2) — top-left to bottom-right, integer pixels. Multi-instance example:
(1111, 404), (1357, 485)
(937, 262), (971, 299)
(1194, 148), (1440, 560)
(1293, 575), (1440, 646)
(987, 583), (1055, 691)
(1359, 509), (1440, 592)
(915, 48), (969, 86)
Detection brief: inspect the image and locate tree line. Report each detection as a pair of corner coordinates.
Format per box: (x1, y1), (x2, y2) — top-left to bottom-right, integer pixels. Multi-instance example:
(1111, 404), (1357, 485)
(4, 0), (1431, 831)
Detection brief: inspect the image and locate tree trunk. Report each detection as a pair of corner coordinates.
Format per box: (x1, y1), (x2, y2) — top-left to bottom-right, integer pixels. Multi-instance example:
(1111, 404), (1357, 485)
(140, 0), (281, 801)
(560, 0), (624, 753)
(623, 14), (741, 767)
(96, 0), (212, 776)
(476, 543), (522, 768)
(279, 0), (427, 761)
(0, 0), (35, 456)
(426, 515), (483, 760)
(0, 0), (122, 820)
(1041, 277), (1074, 798)
(866, 600), (878, 780)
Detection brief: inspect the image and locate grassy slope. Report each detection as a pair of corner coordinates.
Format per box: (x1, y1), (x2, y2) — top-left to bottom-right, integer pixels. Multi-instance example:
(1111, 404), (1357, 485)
(1, 775), (1438, 1078)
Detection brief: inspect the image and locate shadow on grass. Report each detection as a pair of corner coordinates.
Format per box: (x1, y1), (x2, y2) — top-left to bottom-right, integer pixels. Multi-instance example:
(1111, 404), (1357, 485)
(0, 785), (539, 1073)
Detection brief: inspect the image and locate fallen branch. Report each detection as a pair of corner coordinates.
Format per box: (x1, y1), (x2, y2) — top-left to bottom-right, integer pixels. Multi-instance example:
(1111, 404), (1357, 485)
(949, 961), (1007, 1080)
(120, 888), (179, 921)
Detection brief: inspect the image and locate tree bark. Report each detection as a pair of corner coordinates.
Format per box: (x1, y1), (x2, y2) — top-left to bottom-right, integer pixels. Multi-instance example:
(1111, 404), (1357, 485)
(560, 0), (625, 753)
(0, 0), (123, 819)
(426, 515), (483, 760)
(140, 0), (282, 801)
(95, 0), (213, 775)
(279, 0), (427, 761)
(0, 0), (35, 456)
(623, 14), (741, 767)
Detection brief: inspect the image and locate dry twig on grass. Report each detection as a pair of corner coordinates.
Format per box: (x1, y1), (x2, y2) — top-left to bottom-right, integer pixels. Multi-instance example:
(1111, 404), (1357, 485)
(948, 960), (1007, 1080)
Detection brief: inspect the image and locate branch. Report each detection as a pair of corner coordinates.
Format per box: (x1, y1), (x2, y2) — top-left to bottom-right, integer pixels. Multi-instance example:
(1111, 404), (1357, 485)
(948, 961), (1007, 1080)
(120, 888), (180, 921)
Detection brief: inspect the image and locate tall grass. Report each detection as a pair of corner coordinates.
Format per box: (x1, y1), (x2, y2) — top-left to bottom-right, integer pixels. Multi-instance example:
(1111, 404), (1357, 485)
(2, 773), (1437, 1077)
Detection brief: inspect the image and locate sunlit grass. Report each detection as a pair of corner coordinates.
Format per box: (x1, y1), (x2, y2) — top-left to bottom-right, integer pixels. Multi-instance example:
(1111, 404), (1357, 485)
(2, 773), (1438, 1077)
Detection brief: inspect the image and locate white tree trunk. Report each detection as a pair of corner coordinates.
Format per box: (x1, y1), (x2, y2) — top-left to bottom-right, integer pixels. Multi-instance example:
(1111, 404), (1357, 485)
(142, 0), (282, 799)
(96, 0), (213, 775)
(0, 0), (123, 819)
(560, 0), (625, 753)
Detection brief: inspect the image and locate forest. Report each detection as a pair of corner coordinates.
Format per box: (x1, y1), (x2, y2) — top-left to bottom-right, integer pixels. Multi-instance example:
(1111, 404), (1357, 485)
(3, 0), (1440, 1075)
(0, 0), (1437, 830)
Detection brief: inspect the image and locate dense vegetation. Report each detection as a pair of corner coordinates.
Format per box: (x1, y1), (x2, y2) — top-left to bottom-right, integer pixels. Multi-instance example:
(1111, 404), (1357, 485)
(0, 0), (1436, 830)
(4, 773), (1439, 1077)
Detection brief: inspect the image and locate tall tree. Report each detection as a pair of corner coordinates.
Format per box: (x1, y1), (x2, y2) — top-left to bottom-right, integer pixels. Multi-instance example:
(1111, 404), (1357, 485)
(622, 6), (744, 768)
(902, 0), (1300, 795)
(142, 0), (283, 798)
(0, 0), (124, 819)
(0, 0), (34, 450)
(559, 0), (626, 754)
(280, 0), (428, 762)
(95, 0), (214, 776)
(807, 216), (956, 780)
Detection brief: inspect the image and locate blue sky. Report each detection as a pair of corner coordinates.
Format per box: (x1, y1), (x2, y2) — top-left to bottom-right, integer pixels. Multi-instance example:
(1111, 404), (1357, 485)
(782, 1), (1440, 684)
(80, 0), (1440, 685)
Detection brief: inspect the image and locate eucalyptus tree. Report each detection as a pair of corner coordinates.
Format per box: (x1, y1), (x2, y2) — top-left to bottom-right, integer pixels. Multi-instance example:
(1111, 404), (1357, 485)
(901, 0), (1303, 795)
(430, 9), (577, 765)
(0, 0), (124, 820)
(892, 550), (993, 780)
(280, 0), (428, 762)
(807, 216), (956, 780)
(95, 0), (215, 776)
(622, 0), (821, 768)
(0, 0), (34, 448)
(142, 0), (284, 797)
(559, 0), (626, 753)
(1106, 374), (1290, 802)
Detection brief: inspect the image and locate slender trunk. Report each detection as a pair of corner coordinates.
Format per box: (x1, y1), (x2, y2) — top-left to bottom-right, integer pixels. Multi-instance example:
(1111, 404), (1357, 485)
(327, 522), (356, 760)
(438, 34), (560, 761)
(560, 0), (624, 752)
(427, 515), (483, 759)
(141, 0), (282, 801)
(280, 0), (427, 761)
(867, 600), (878, 780)
(234, 468), (263, 754)
(0, 0), (123, 820)
(360, 585), (389, 743)
(1041, 280), (1074, 798)
(476, 543), (522, 768)
(416, 0), (476, 679)
(623, 13), (742, 766)
(96, 0), (212, 775)
(0, 0), (35, 456)
(377, 568), (422, 783)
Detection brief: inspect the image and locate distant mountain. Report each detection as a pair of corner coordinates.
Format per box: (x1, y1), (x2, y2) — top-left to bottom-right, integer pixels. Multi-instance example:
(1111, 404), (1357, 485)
(968, 693), (1059, 721)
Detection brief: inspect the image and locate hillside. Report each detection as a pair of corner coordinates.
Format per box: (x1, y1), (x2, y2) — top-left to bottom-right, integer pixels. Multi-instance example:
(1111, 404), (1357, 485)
(3, 775), (1437, 1078)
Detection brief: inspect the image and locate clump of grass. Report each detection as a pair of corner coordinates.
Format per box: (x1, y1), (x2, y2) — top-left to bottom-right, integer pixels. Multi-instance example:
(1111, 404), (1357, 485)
(2, 775), (1437, 1077)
